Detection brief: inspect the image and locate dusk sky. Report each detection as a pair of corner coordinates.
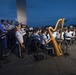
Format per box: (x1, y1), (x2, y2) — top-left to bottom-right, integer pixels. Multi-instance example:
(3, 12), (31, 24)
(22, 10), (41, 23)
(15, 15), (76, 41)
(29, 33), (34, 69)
(0, 0), (76, 27)
(0, 0), (16, 20)
(26, 0), (76, 27)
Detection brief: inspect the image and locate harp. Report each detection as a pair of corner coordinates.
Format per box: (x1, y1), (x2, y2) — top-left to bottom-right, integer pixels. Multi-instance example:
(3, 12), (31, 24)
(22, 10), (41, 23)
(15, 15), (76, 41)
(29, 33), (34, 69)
(48, 18), (65, 56)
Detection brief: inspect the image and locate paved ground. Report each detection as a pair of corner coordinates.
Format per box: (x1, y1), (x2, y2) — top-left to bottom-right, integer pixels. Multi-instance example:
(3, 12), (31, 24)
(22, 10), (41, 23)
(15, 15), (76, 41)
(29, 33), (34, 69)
(0, 44), (76, 75)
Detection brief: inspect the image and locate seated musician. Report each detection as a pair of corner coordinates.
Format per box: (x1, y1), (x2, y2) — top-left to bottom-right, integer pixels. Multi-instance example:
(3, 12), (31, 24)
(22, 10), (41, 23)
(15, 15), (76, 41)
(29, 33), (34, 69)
(70, 28), (76, 43)
(56, 30), (64, 42)
(15, 23), (25, 58)
(40, 29), (52, 46)
(40, 29), (54, 55)
(33, 29), (40, 42)
(72, 28), (76, 38)
(63, 29), (73, 44)
(65, 29), (72, 39)
(46, 29), (50, 40)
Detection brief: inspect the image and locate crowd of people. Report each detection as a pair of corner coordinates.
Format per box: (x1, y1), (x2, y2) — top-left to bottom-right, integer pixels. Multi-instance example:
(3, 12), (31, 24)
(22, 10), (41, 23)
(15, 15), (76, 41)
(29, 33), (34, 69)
(0, 19), (76, 65)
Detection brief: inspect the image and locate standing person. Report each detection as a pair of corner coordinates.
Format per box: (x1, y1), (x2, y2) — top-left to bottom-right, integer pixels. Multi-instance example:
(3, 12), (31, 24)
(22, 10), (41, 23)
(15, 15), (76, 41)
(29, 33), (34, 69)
(10, 20), (15, 30)
(15, 23), (25, 58)
(0, 20), (8, 33)
(0, 20), (8, 48)
(0, 20), (10, 63)
(6, 20), (11, 30)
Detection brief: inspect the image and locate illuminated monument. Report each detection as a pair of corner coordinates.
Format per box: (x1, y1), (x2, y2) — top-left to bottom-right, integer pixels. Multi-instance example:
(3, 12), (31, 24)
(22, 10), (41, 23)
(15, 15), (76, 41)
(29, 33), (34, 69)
(16, 0), (26, 24)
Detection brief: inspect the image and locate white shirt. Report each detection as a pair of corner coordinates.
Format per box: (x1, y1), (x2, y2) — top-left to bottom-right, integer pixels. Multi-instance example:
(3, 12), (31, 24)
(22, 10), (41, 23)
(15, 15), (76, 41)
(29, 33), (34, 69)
(1, 24), (7, 30)
(53, 32), (58, 38)
(56, 32), (60, 39)
(7, 24), (15, 30)
(40, 34), (48, 45)
(62, 32), (64, 39)
(21, 28), (26, 34)
(47, 33), (50, 40)
(56, 32), (64, 39)
(9, 25), (15, 30)
(72, 31), (75, 36)
(0, 24), (7, 32)
(29, 27), (33, 30)
(70, 31), (73, 35)
(66, 31), (72, 38)
(15, 31), (23, 44)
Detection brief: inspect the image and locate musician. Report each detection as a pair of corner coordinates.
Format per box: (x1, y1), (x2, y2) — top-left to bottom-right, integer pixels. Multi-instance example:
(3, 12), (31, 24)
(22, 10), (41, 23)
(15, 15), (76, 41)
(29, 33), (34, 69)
(0, 20), (8, 58)
(15, 23), (25, 48)
(40, 29), (54, 55)
(0, 20), (12, 49)
(10, 20), (15, 30)
(72, 28), (76, 37)
(6, 20), (13, 48)
(21, 23), (27, 35)
(0, 20), (8, 33)
(33, 29), (40, 42)
(65, 29), (72, 38)
(31, 29), (41, 50)
(7, 20), (13, 30)
(56, 30), (64, 40)
(40, 29), (52, 46)
(15, 23), (25, 58)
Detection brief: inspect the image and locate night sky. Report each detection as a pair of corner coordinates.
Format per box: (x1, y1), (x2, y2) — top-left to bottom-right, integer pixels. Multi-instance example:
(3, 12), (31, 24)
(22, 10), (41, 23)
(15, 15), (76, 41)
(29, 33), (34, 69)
(26, 0), (76, 27)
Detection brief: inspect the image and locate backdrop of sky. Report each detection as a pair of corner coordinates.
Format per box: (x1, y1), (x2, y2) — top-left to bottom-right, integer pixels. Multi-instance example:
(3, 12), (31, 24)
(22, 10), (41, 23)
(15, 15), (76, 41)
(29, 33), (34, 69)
(0, 0), (17, 20)
(0, 0), (76, 27)
(26, 0), (76, 27)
